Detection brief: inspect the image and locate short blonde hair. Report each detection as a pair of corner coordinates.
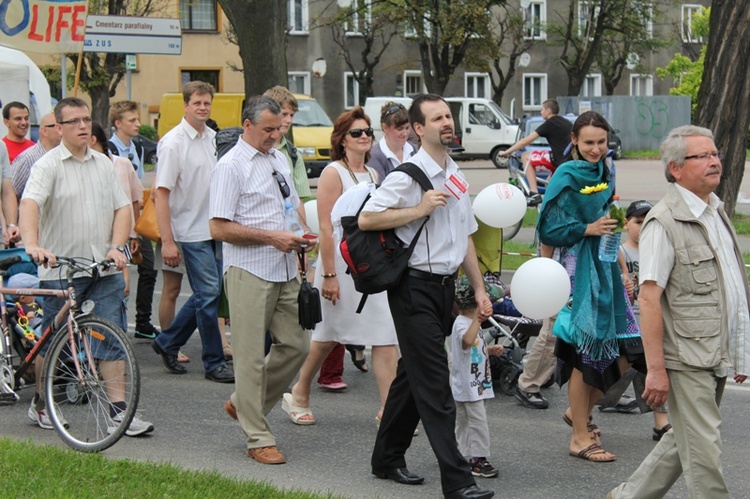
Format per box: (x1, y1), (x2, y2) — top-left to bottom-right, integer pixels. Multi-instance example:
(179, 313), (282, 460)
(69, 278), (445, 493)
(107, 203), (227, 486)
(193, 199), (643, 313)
(263, 86), (299, 113)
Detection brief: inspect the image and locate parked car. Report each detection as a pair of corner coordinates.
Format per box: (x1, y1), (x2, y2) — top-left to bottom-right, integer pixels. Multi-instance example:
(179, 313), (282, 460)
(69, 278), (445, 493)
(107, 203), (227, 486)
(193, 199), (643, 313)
(132, 134), (157, 165)
(444, 97), (518, 167)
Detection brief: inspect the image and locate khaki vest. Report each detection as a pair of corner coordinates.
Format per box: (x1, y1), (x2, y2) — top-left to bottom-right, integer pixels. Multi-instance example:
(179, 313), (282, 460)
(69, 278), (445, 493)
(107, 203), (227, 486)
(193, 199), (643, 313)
(643, 184), (749, 371)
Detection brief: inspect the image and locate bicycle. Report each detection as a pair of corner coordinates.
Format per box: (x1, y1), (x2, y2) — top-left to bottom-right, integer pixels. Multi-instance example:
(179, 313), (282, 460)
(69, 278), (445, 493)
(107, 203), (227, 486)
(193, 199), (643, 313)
(501, 152), (550, 241)
(0, 254), (140, 452)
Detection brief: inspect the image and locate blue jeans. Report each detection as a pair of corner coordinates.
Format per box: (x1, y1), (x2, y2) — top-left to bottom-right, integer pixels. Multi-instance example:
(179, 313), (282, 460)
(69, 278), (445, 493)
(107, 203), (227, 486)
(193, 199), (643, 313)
(155, 240), (225, 372)
(39, 273), (127, 359)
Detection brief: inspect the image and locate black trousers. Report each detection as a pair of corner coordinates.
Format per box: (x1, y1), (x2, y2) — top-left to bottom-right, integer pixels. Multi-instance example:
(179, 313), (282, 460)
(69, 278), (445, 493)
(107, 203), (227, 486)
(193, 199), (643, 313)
(371, 274), (474, 494)
(135, 238), (158, 328)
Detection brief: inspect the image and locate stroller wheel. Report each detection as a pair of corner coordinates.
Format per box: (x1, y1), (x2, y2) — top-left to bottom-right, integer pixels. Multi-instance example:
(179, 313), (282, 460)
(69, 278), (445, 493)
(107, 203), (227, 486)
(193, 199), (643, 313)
(498, 365), (521, 396)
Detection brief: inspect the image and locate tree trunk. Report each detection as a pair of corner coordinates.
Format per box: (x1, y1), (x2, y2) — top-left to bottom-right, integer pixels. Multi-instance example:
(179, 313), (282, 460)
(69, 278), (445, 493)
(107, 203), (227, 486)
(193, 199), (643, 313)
(218, 0), (288, 99)
(693, 0), (750, 218)
(89, 86), (111, 132)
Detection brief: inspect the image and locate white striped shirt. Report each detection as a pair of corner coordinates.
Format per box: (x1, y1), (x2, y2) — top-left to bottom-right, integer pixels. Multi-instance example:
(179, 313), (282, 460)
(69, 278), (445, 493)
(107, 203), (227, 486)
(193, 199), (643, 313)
(22, 144), (130, 281)
(210, 137), (299, 282)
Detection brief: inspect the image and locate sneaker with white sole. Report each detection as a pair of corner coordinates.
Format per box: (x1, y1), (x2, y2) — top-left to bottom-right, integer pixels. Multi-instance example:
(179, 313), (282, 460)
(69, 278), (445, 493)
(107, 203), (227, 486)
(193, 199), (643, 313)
(28, 399), (69, 430)
(109, 412), (155, 437)
(471, 458), (499, 478)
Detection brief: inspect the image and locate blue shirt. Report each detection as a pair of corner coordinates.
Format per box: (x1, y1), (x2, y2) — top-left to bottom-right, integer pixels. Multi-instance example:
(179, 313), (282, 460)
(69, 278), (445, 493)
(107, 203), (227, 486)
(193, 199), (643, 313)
(109, 134), (144, 178)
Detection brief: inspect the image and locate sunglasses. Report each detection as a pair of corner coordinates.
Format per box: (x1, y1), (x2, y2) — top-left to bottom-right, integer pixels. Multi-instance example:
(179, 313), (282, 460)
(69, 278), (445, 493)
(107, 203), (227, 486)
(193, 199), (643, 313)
(271, 170), (291, 199)
(346, 127), (374, 138)
(382, 104), (405, 120)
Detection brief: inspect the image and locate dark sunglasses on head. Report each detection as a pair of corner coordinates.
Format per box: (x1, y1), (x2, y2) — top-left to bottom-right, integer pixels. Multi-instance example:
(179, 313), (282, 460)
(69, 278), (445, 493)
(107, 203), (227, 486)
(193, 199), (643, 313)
(346, 127), (374, 138)
(382, 104), (406, 120)
(271, 170), (291, 199)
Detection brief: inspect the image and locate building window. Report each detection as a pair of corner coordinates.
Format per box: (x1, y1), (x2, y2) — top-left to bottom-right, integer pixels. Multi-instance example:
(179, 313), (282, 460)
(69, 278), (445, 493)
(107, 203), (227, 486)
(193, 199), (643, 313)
(580, 74), (602, 97)
(523, 73), (547, 110)
(404, 70), (424, 96)
(345, 0), (372, 36)
(630, 74), (653, 96)
(523, 1), (546, 40)
(288, 72), (311, 95)
(179, 0), (217, 32)
(288, 0), (308, 34)
(344, 72), (361, 108)
(181, 69), (220, 91)
(577, 1), (600, 39)
(465, 72), (490, 99)
(681, 4), (703, 43)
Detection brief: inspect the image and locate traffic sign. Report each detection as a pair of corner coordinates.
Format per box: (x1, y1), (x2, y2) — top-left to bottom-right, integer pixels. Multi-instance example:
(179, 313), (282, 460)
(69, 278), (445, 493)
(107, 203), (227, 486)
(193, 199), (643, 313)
(125, 54), (137, 70)
(83, 16), (182, 55)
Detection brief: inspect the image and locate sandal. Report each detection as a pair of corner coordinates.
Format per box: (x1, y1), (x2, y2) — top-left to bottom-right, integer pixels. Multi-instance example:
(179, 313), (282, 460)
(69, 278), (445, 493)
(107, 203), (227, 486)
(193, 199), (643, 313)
(345, 344), (368, 372)
(569, 443), (616, 462)
(652, 423), (672, 441)
(281, 393), (316, 425)
(223, 346), (233, 361)
(563, 413), (601, 437)
(177, 351), (190, 363)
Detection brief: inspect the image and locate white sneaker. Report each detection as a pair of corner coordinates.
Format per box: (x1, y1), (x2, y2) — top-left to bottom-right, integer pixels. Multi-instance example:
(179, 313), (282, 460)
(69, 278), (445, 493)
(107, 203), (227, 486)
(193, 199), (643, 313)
(109, 412), (155, 437)
(28, 399), (69, 430)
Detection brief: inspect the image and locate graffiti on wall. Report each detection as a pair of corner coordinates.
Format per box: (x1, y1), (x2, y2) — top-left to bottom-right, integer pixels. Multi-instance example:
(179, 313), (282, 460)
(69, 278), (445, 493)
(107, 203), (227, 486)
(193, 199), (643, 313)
(635, 97), (670, 139)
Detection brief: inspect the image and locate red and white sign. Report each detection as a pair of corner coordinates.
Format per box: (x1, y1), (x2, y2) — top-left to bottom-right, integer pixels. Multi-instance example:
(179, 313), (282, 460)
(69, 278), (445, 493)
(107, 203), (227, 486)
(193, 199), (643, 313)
(0, 0), (87, 54)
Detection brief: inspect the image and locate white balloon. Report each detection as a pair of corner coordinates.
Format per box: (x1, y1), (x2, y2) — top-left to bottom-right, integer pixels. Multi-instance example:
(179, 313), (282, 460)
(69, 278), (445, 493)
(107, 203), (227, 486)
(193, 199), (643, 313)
(510, 258), (571, 320)
(472, 183), (527, 229)
(304, 200), (319, 234)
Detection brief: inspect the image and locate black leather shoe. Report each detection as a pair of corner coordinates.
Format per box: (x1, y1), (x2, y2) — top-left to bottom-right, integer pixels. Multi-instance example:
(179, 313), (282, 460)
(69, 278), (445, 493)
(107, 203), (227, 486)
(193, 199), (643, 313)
(444, 484), (495, 499)
(205, 364), (235, 383)
(372, 467), (425, 485)
(151, 340), (186, 374)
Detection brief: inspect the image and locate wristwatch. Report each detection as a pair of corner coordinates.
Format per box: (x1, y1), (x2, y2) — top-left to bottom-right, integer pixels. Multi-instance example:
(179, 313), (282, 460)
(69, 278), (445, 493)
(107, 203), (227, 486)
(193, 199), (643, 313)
(115, 245), (127, 254)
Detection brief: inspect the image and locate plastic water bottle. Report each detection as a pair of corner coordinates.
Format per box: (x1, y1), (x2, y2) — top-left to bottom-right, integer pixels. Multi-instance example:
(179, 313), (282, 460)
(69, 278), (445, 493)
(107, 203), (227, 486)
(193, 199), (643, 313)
(598, 196), (621, 263)
(284, 201), (304, 237)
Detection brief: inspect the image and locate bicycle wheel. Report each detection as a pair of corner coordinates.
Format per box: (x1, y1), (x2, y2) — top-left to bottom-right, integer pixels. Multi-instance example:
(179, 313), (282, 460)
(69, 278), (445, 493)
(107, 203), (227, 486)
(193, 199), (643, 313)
(43, 317), (140, 452)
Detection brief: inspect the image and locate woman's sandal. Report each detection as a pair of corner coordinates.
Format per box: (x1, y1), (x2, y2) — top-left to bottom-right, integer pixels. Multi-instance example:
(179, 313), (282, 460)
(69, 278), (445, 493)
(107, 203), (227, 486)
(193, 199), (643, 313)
(177, 351), (190, 363)
(345, 344), (368, 372)
(652, 423), (672, 441)
(563, 413), (602, 437)
(569, 443), (616, 462)
(282, 393), (316, 425)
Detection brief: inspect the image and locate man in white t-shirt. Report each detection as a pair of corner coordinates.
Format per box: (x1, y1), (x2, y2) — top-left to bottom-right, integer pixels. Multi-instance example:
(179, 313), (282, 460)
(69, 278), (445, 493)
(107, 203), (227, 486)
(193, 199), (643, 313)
(151, 81), (233, 383)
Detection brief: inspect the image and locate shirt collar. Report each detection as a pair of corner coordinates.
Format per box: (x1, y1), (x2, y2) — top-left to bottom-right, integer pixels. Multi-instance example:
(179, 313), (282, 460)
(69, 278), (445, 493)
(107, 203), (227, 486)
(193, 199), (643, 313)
(180, 117), (208, 140)
(379, 138), (415, 163)
(109, 133), (134, 153)
(237, 136), (281, 162)
(674, 182), (721, 218)
(414, 147), (457, 179)
(59, 142), (94, 162)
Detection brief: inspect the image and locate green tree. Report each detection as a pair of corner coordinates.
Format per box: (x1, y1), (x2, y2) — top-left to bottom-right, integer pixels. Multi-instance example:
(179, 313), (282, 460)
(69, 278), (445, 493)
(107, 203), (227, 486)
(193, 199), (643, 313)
(655, 7), (709, 116)
(382, 0), (499, 95)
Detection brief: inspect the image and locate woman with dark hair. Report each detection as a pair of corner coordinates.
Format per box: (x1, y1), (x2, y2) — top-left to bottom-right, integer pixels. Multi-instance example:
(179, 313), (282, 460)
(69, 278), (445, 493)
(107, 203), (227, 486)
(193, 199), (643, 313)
(368, 102), (416, 181)
(283, 107), (399, 425)
(537, 111), (643, 462)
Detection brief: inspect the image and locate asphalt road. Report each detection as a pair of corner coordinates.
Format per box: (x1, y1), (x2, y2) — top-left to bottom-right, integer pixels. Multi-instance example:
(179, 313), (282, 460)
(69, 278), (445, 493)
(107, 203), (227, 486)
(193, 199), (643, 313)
(4, 158), (750, 498)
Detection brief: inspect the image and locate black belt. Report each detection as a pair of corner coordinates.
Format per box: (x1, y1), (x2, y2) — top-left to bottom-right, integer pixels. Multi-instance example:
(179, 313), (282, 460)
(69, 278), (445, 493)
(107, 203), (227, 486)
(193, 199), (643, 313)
(407, 269), (455, 286)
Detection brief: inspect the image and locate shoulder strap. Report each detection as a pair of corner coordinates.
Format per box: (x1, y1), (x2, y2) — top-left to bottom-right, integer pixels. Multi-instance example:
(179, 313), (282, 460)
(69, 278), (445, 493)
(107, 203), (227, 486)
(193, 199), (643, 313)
(393, 162), (432, 192)
(287, 140), (299, 166)
(107, 141), (119, 156)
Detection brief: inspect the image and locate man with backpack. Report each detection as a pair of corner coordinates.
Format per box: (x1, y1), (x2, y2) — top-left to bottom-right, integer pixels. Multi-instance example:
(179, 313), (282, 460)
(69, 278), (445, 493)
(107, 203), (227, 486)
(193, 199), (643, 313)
(360, 94), (494, 499)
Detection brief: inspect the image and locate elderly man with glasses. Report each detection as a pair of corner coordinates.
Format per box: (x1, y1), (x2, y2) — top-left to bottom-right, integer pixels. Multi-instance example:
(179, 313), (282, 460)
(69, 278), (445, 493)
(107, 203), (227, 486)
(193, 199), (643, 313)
(608, 125), (750, 499)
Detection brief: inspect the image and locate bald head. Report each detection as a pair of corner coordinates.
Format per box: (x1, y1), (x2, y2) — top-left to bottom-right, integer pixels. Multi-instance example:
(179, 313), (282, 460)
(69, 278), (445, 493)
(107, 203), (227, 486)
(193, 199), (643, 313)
(39, 112), (61, 150)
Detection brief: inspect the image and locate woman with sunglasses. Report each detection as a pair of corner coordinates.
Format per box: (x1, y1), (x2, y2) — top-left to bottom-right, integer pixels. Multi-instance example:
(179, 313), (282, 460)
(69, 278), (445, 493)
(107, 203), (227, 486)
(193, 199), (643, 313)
(284, 107), (399, 426)
(368, 102), (416, 181)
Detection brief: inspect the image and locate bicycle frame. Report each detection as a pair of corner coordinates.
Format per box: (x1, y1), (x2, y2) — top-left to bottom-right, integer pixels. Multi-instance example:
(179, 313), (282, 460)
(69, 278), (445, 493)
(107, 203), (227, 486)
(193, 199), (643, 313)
(508, 154), (550, 198)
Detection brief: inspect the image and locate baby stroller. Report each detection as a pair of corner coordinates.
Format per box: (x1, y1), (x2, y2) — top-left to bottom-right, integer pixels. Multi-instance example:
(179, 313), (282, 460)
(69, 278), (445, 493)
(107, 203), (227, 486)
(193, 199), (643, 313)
(471, 220), (543, 396)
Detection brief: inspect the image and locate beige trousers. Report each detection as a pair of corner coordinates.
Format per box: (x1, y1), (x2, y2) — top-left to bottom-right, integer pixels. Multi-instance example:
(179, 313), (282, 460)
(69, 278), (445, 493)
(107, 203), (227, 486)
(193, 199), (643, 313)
(225, 267), (310, 449)
(609, 369), (728, 499)
(517, 316), (557, 393)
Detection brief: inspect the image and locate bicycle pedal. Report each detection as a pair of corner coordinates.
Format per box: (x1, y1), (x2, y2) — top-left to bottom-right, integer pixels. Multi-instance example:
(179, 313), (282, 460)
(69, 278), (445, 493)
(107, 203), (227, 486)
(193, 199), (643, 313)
(0, 391), (20, 404)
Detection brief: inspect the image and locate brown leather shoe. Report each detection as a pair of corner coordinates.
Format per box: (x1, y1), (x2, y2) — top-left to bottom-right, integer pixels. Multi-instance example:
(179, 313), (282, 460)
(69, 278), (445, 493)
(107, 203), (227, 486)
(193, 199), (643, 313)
(248, 445), (286, 464)
(224, 399), (237, 420)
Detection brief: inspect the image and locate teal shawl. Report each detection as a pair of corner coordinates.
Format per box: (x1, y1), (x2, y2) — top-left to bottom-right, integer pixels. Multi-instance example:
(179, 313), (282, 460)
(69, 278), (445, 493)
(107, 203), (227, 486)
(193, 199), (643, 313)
(537, 159), (628, 361)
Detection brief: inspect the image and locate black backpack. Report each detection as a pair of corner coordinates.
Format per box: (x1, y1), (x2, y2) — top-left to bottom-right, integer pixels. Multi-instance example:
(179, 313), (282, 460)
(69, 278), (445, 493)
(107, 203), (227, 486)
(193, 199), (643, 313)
(339, 163), (432, 313)
(215, 127), (300, 164)
(108, 140), (144, 171)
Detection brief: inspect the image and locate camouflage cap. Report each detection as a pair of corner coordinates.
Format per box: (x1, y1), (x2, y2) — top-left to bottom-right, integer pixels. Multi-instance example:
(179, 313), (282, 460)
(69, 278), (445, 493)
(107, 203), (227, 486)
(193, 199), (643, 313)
(454, 274), (503, 309)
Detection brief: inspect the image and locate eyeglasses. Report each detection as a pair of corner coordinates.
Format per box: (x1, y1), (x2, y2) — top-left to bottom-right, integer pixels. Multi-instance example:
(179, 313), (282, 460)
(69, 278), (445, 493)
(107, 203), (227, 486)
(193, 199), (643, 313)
(271, 170), (291, 199)
(58, 117), (93, 126)
(346, 127), (374, 138)
(382, 104), (406, 120)
(684, 151), (724, 162)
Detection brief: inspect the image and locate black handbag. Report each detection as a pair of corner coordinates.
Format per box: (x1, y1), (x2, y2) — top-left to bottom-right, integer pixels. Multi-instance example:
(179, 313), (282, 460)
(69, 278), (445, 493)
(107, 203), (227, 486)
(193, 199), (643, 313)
(297, 251), (322, 330)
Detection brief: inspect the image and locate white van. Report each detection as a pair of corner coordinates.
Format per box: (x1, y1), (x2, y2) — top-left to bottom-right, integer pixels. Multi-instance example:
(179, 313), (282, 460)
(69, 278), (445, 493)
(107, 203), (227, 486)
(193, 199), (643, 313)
(445, 97), (518, 167)
(363, 96), (412, 142)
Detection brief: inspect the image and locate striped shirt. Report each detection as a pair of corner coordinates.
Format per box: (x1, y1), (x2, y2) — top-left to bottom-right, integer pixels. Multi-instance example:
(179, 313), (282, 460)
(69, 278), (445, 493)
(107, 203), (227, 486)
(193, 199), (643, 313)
(11, 142), (47, 197)
(210, 137), (300, 282)
(22, 144), (130, 281)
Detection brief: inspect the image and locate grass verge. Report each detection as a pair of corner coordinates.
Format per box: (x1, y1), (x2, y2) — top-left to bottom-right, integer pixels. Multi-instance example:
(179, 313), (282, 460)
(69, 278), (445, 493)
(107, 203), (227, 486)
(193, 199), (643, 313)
(0, 437), (335, 498)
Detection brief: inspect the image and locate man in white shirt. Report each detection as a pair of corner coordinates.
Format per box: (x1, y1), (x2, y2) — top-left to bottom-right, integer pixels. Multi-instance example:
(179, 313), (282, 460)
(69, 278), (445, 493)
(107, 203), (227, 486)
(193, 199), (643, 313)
(210, 95), (312, 465)
(151, 81), (234, 383)
(360, 94), (493, 499)
(608, 126), (750, 499)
